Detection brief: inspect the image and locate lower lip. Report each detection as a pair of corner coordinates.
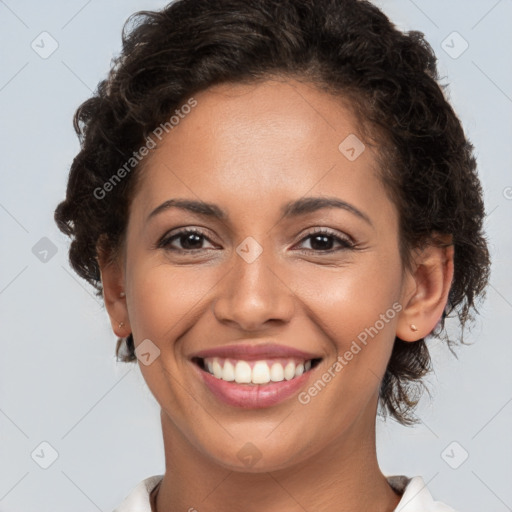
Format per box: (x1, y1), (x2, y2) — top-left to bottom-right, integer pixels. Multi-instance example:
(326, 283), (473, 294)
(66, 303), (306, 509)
(194, 363), (315, 409)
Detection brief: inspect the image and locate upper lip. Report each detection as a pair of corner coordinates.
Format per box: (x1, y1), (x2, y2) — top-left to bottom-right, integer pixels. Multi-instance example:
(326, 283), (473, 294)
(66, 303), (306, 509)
(190, 342), (322, 361)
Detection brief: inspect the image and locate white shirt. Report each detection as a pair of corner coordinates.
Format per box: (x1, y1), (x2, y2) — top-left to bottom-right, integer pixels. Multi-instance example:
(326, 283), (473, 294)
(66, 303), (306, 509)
(113, 474), (458, 511)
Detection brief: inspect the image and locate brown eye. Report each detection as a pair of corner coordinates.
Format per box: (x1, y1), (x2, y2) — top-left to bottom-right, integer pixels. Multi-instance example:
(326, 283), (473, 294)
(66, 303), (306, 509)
(159, 229), (216, 252)
(296, 229), (355, 252)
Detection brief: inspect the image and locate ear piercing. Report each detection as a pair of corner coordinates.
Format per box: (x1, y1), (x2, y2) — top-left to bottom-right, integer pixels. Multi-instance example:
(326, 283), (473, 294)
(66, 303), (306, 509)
(410, 324), (418, 332)
(118, 292), (126, 330)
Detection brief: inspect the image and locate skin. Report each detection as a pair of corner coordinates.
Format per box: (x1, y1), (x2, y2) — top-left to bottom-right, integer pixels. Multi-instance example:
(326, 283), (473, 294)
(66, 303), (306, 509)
(98, 77), (454, 512)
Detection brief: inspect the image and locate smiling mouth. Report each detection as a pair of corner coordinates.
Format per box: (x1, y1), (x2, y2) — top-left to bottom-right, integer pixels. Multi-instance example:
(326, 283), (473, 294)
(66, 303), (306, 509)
(192, 356), (322, 385)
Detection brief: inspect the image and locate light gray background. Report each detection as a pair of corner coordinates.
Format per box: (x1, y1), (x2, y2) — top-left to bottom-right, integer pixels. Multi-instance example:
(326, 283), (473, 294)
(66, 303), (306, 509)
(1, 0), (511, 510)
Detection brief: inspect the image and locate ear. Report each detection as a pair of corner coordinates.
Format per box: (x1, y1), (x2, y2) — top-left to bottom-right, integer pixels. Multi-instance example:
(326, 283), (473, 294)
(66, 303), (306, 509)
(96, 239), (131, 338)
(396, 234), (454, 342)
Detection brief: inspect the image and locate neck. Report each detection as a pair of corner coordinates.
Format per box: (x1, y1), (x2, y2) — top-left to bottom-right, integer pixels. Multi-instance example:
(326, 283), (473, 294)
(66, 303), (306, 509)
(155, 400), (401, 512)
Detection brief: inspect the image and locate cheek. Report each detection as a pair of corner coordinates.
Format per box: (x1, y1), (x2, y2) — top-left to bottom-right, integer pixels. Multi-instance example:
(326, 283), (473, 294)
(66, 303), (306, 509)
(296, 254), (402, 340)
(128, 261), (219, 340)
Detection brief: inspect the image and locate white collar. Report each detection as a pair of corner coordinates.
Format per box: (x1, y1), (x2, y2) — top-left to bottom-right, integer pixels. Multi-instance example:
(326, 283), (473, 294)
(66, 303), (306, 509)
(113, 474), (457, 511)
(387, 476), (458, 511)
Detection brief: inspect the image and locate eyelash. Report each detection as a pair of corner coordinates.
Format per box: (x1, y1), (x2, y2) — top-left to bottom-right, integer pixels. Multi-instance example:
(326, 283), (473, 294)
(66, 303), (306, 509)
(158, 227), (356, 254)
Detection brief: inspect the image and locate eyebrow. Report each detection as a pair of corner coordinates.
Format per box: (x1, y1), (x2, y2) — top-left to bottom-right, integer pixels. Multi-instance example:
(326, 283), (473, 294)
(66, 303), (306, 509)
(147, 196), (373, 226)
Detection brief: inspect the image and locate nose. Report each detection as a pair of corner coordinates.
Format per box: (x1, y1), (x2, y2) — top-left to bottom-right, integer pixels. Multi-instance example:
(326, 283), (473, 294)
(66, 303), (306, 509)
(212, 240), (295, 331)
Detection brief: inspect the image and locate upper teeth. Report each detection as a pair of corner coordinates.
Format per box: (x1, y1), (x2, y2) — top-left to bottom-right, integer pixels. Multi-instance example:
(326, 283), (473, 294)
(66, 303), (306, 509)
(204, 357), (313, 384)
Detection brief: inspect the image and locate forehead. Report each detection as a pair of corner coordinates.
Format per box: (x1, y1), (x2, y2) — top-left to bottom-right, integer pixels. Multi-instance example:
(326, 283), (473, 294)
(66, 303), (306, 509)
(130, 78), (394, 228)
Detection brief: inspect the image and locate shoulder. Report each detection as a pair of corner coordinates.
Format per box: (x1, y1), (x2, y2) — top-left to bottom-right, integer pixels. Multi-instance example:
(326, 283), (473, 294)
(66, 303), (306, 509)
(113, 475), (163, 512)
(387, 475), (459, 512)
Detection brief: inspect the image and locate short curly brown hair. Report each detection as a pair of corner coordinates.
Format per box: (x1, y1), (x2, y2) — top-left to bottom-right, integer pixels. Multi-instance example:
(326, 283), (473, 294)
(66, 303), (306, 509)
(54, 0), (491, 425)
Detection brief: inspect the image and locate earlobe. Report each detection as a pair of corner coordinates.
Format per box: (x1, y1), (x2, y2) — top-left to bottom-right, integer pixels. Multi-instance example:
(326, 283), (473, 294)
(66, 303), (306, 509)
(396, 236), (454, 342)
(97, 244), (131, 338)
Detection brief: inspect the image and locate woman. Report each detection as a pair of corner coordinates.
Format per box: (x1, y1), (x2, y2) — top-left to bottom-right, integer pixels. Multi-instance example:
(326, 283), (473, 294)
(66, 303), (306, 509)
(54, 0), (490, 510)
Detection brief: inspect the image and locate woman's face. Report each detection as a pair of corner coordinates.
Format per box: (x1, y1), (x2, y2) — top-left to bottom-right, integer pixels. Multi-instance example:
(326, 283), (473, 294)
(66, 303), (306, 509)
(118, 78), (415, 470)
